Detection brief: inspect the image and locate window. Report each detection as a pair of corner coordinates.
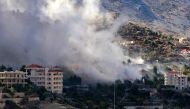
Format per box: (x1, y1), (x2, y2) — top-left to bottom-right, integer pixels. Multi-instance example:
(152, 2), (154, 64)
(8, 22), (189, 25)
(53, 73), (58, 76)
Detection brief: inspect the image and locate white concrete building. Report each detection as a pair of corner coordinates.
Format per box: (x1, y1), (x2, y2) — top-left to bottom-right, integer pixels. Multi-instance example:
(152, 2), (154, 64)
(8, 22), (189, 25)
(164, 71), (188, 90)
(26, 64), (63, 94)
(0, 71), (27, 87)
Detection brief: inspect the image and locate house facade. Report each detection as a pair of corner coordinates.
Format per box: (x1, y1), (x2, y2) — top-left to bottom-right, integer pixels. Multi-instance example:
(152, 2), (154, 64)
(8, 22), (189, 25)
(164, 71), (188, 90)
(0, 71), (27, 87)
(26, 64), (63, 94)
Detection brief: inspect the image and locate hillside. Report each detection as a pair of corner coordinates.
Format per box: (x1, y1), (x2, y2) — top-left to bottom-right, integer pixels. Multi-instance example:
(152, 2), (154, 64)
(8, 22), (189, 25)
(117, 23), (190, 62)
(102, 0), (190, 35)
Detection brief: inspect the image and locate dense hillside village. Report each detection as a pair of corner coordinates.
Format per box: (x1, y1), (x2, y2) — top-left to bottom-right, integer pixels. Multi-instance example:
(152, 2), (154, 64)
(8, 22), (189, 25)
(117, 23), (190, 62)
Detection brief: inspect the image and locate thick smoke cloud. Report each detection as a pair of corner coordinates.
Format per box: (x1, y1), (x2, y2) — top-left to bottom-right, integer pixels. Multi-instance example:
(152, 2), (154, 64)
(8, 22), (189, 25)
(0, 0), (144, 82)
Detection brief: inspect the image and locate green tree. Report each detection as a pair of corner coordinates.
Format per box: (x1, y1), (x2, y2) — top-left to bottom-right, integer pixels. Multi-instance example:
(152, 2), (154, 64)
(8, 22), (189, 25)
(183, 64), (190, 75)
(153, 66), (158, 75)
(4, 100), (22, 109)
(65, 75), (82, 85)
(0, 65), (6, 72)
(20, 65), (26, 72)
(7, 67), (13, 71)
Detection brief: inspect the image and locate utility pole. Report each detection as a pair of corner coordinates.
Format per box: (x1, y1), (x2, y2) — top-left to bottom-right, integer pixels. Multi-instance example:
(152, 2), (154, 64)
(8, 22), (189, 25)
(114, 81), (116, 109)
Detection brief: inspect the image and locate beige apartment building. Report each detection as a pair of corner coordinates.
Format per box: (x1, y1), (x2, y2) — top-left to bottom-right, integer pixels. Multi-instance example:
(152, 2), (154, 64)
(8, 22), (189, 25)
(26, 64), (63, 94)
(0, 71), (27, 87)
(164, 71), (188, 90)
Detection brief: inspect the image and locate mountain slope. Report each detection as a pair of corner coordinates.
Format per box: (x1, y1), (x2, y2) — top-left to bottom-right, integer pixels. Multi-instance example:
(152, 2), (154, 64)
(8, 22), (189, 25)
(102, 0), (157, 21)
(102, 0), (190, 36)
(144, 0), (190, 34)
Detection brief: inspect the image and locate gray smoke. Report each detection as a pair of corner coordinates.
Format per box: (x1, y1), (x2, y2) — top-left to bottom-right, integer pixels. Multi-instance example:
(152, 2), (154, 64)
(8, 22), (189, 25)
(0, 0), (144, 82)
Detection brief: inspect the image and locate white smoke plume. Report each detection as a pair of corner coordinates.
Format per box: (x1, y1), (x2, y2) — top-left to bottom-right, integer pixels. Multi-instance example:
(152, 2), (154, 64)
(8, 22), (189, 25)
(0, 0), (143, 82)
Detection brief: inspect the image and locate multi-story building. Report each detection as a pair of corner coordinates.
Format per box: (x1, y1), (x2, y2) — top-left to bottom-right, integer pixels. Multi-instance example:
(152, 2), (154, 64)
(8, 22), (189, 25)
(26, 64), (63, 94)
(164, 71), (188, 90)
(0, 71), (27, 87)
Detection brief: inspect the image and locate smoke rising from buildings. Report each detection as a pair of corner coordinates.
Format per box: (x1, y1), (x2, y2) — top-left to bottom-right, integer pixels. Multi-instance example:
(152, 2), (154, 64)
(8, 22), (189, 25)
(0, 0), (144, 82)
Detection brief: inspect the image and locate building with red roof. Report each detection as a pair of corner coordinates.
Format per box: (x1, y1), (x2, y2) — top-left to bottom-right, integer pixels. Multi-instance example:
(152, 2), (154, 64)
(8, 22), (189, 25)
(27, 64), (63, 94)
(26, 64), (43, 69)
